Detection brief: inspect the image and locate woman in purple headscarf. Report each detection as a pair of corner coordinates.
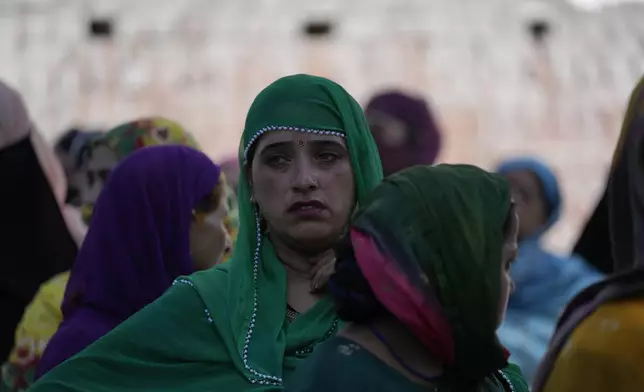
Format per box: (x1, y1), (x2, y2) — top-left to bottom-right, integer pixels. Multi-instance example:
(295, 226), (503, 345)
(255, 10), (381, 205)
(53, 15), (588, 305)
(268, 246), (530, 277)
(365, 91), (442, 176)
(36, 145), (231, 377)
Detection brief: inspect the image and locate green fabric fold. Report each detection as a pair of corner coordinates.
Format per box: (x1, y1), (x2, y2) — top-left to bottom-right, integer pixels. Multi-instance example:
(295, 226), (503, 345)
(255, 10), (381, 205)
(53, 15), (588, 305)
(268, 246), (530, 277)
(30, 74), (383, 392)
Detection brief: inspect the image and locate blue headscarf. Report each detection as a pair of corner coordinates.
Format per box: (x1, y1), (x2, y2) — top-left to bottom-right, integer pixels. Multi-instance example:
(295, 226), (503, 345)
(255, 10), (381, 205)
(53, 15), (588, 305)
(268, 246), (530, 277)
(495, 156), (602, 382)
(497, 157), (561, 237)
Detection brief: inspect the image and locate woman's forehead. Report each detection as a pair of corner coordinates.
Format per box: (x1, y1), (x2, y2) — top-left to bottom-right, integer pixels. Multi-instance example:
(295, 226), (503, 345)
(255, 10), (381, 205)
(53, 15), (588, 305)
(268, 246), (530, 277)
(253, 131), (347, 152)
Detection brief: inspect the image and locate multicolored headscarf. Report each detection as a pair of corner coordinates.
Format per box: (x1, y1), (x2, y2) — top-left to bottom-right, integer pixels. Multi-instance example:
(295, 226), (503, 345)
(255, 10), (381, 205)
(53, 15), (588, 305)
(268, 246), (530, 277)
(348, 164), (512, 385)
(365, 91), (442, 176)
(78, 117), (200, 223)
(532, 75), (644, 391)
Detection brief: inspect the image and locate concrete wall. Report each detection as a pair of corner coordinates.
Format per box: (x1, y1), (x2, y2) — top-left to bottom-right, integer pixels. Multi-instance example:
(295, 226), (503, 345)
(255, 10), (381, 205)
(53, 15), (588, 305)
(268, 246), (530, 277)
(2, 0), (644, 252)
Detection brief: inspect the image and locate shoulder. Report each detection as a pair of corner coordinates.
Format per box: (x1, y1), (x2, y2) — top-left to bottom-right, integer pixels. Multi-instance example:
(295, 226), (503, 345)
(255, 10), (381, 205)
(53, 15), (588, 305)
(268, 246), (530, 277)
(567, 298), (644, 353)
(544, 298), (644, 391)
(286, 337), (373, 392)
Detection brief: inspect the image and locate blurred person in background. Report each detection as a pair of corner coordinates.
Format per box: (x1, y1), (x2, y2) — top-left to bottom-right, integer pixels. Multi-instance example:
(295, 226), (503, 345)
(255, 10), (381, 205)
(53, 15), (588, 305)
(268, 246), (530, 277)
(533, 75), (644, 392)
(496, 157), (602, 382)
(219, 155), (240, 261)
(2, 117), (235, 390)
(0, 81), (79, 368)
(75, 117), (200, 224)
(365, 91), (442, 176)
(220, 155), (240, 195)
(287, 165), (529, 392)
(36, 145), (230, 378)
(53, 128), (104, 207)
(29, 74), (383, 392)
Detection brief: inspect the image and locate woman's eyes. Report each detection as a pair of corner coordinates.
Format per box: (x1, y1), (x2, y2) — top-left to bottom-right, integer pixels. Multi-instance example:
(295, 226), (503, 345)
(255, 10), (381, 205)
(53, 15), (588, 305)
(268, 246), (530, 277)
(262, 150), (344, 168)
(265, 154), (290, 167)
(317, 152), (341, 162)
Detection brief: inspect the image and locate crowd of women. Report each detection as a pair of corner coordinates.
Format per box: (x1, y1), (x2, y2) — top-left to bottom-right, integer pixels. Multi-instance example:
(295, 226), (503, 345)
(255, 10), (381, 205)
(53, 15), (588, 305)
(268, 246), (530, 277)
(0, 71), (641, 391)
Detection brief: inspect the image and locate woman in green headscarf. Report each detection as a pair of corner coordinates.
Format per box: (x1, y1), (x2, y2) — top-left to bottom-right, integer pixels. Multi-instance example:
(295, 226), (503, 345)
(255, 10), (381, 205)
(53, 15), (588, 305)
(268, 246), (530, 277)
(28, 74), (383, 391)
(287, 165), (529, 391)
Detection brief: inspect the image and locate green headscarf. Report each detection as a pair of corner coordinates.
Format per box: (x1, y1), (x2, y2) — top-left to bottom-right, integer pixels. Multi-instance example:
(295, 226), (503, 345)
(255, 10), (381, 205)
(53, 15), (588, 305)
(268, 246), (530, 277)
(350, 164), (514, 386)
(190, 74), (383, 386)
(29, 74), (383, 392)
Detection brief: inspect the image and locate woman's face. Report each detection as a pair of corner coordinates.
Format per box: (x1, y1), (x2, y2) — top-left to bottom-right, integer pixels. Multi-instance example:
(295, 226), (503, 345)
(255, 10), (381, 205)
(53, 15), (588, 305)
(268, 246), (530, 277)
(498, 209), (519, 326)
(503, 169), (547, 239)
(190, 198), (232, 270)
(366, 110), (410, 149)
(249, 131), (356, 253)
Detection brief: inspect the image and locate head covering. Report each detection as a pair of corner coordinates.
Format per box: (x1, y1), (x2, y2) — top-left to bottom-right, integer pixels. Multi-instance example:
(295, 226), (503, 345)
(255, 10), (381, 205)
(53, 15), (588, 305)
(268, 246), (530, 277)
(78, 117), (200, 223)
(346, 164), (511, 385)
(54, 128), (104, 206)
(0, 81), (31, 150)
(572, 188), (613, 273)
(496, 158), (601, 383)
(365, 91), (442, 176)
(189, 74), (384, 386)
(55, 128), (104, 174)
(0, 80), (78, 359)
(497, 157), (561, 237)
(532, 75), (644, 391)
(37, 145), (221, 376)
(27, 74), (383, 392)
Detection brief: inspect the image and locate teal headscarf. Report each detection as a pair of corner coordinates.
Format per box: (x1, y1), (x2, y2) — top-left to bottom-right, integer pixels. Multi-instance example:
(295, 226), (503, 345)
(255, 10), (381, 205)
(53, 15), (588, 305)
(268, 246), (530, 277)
(350, 165), (514, 385)
(29, 74), (383, 392)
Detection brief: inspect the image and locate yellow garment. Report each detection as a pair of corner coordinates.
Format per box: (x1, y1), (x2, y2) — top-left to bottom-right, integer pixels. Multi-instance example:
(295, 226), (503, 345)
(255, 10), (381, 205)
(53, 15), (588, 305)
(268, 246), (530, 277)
(1, 272), (68, 390)
(542, 298), (644, 392)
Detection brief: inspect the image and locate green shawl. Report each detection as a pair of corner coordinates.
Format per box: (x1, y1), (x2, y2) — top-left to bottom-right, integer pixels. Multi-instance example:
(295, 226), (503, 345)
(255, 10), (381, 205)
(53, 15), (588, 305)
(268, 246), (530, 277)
(29, 74), (383, 392)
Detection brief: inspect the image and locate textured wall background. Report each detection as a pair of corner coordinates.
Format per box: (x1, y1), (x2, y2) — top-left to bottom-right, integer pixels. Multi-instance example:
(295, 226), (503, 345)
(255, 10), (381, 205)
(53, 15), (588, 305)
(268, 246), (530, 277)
(2, 0), (644, 252)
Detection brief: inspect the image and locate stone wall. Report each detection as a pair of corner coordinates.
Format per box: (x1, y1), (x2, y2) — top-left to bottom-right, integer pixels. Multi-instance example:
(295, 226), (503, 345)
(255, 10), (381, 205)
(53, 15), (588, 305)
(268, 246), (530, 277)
(2, 0), (644, 252)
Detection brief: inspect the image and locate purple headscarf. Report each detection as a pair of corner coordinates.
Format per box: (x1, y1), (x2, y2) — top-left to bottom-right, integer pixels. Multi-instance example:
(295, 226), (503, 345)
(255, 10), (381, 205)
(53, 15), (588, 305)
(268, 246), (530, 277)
(365, 91), (442, 176)
(37, 145), (221, 377)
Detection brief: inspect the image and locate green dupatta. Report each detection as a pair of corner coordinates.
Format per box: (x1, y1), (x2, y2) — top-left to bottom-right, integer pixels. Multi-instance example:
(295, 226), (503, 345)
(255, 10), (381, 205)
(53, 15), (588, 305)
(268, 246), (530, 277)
(29, 74), (383, 392)
(351, 165), (524, 389)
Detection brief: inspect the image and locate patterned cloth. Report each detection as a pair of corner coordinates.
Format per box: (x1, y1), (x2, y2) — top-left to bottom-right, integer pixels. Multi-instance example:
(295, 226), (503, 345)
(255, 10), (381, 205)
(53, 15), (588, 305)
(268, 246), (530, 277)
(1, 273), (69, 391)
(78, 117), (199, 224)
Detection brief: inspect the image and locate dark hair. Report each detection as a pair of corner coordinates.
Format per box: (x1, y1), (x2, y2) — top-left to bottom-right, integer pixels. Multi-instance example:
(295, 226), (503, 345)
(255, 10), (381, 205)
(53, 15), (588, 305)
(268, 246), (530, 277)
(330, 232), (387, 324)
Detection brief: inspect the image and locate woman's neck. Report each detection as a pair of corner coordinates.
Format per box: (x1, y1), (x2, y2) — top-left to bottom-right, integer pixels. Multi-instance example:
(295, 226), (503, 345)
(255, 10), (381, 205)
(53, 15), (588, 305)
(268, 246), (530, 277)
(273, 239), (334, 277)
(271, 235), (333, 313)
(339, 317), (443, 386)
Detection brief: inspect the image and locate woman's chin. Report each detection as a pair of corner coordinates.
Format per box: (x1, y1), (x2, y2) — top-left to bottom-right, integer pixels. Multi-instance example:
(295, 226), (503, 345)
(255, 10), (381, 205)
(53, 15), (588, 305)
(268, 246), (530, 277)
(286, 222), (341, 249)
